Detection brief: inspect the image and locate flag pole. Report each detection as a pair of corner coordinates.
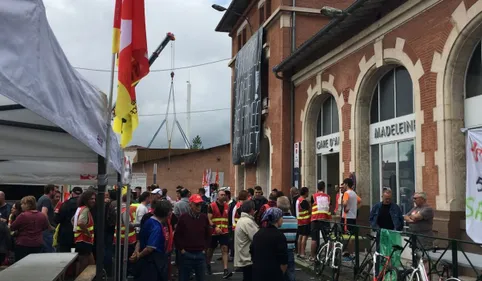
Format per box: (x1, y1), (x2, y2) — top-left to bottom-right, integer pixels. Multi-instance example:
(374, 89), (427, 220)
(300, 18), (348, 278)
(95, 53), (117, 281)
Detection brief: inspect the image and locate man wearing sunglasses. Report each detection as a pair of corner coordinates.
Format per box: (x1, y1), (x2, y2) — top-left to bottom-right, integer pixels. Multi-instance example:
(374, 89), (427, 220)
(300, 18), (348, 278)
(404, 192), (434, 248)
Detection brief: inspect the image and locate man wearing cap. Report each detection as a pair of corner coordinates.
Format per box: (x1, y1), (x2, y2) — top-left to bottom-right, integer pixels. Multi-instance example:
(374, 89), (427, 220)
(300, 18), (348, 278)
(54, 186), (83, 252)
(174, 194), (211, 281)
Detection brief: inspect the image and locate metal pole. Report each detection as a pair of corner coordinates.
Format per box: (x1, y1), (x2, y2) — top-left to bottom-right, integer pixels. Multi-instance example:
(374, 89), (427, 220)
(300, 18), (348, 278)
(114, 180), (122, 281)
(122, 185), (130, 280)
(153, 163), (157, 184)
(186, 80), (191, 148)
(96, 46), (117, 281)
(95, 156), (107, 281)
(113, 174), (122, 281)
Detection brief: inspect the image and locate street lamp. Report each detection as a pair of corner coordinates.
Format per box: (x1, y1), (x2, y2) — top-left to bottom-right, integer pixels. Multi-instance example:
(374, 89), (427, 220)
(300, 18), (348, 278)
(320, 6), (348, 18)
(212, 4), (253, 34)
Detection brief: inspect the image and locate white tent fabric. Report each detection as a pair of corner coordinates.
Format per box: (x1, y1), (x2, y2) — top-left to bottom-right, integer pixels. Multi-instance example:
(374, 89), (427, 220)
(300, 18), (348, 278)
(0, 0), (123, 184)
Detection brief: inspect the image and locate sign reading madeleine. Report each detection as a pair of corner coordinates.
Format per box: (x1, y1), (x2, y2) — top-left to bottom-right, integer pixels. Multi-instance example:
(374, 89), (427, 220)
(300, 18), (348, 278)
(369, 113), (416, 145)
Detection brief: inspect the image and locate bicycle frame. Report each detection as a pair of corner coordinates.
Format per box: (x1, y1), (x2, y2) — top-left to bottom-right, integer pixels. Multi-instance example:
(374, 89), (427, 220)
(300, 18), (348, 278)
(317, 239), (343, 269)
(407, 260), (429, 281)
(371, 251), (394, 281)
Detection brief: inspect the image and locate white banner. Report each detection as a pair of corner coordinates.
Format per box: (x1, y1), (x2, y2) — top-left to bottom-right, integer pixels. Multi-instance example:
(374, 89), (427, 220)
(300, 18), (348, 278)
(466, 128), (482, 243)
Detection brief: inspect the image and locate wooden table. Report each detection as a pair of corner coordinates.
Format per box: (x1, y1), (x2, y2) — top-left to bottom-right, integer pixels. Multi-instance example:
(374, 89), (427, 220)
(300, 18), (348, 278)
(0, 253), (78, 281)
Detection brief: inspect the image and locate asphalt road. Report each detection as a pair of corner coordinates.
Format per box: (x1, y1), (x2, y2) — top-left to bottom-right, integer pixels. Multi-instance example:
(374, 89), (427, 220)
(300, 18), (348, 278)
(203, 252), (319, 281)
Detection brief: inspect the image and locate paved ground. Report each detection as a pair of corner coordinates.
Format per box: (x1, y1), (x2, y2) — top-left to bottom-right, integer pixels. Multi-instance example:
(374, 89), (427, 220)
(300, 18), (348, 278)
(200, 252), (319, 281)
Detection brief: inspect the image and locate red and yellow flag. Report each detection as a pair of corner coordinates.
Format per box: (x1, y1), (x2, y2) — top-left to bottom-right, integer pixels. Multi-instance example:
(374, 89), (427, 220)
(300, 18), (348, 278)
(112, 0), (149, 148)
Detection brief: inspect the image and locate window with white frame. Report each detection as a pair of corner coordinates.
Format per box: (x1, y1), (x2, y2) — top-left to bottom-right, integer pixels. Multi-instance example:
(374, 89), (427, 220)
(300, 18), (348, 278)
(369, 66), (415, 214)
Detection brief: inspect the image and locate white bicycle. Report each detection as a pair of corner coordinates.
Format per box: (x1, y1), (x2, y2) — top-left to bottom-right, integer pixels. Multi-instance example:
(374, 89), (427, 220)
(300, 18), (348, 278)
(314, 224), (344, 281)
(398, 240), (462, 281)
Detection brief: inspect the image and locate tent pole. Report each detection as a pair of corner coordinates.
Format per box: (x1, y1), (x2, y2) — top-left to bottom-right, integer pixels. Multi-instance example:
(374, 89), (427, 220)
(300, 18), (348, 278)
(98, 51), (117, 281)
(95, 155), (107, 281)
(114, 175), (122, 281)
(122, 185), (130, 280)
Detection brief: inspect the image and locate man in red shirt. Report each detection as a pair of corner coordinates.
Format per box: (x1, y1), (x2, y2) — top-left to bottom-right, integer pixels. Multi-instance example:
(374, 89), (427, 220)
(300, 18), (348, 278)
(174, 194), (211, 281)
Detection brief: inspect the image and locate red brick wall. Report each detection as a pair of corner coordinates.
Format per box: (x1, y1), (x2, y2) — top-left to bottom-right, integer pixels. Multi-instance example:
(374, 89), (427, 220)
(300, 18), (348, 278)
(295, 15), (330, 48)
(291, 0), (473, 206)
(132, 145), (231, 197)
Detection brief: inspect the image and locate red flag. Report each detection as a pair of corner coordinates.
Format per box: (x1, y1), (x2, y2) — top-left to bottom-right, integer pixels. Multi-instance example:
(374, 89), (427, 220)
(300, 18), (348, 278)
(113, 0), (150, 147)
(215, 169), (219, 185)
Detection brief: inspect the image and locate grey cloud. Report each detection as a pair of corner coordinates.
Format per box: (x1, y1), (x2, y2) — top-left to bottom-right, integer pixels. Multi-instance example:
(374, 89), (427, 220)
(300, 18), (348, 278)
(43, 0), (232, 149)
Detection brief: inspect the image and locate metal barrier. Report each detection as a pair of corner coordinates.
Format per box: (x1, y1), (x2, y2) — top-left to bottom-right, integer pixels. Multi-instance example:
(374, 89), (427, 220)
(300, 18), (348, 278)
(313, 219), (482, 281)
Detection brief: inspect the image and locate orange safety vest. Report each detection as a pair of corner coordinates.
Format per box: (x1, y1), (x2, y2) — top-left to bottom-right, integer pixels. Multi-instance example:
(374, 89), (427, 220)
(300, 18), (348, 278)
(232, 201), (242, 230)
(211, 202), (229, 235)
(296, 197), (311, 226)
(74, 206), (95, 244)
(114, 206), (137, 245)
(311, 192), (332, 222)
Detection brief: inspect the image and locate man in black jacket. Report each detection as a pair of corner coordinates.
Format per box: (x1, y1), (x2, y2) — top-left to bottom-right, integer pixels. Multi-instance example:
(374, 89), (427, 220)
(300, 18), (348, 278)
(54, 186), (83, 252)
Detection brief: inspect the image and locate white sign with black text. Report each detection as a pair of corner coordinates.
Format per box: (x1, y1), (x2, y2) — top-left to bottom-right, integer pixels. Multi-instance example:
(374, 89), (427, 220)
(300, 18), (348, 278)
(316, 133), (340, 155)
(294, 142), (300, 168)
(369, 113), (416, 145)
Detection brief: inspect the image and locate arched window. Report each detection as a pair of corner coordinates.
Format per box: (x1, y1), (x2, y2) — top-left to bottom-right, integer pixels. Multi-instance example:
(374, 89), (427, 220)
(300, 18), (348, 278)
(369, 66), (415, 214)
(316, 95), (340, 192)
(316, 95), (339, 137)
(465, 41), (482, 128)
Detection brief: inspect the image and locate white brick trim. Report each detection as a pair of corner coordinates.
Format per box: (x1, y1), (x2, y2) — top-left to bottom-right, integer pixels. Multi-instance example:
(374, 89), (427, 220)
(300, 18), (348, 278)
(431, 1), (482, 211)
(300, 73), (343, 192)
(349, 37), (425, 202)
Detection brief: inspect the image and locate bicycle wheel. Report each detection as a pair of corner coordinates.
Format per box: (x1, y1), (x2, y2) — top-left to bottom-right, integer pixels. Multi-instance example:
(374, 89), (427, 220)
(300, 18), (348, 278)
(445, 278), (462, 281)
(381, 267), (400, 281)
(332, 248), (343, 281)
(355, 258), (373, 281)
(399, 269), (421, 281)
(314, 245), (328, 276)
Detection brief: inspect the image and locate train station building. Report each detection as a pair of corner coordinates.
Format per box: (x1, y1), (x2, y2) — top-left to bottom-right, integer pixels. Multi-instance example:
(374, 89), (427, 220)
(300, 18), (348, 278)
(216, 0), (482, 238)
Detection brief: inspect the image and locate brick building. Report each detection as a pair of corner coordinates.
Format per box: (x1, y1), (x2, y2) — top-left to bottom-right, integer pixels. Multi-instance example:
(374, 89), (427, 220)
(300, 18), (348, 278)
(216, 0), (482, 238)
(131, 144), (231, 196)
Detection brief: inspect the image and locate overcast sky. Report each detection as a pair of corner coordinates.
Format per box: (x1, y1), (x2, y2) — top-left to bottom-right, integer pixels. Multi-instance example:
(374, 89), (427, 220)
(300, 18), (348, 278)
(43, 0), (232, 149)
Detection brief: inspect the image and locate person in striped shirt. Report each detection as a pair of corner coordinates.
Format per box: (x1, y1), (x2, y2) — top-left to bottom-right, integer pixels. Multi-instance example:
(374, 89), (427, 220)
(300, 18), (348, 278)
(277, 196), (297, 281)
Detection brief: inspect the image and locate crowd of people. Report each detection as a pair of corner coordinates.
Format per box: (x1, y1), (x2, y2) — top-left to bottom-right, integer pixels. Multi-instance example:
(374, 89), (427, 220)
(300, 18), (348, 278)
(0, 177), (434, 281)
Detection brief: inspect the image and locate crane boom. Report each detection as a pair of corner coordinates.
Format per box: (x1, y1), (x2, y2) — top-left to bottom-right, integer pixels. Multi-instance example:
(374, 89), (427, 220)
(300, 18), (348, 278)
(111, 32), (175, 113)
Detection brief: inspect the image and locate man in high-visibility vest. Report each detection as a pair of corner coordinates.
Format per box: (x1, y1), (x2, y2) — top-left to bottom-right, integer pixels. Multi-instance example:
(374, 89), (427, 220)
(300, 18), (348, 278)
(295, 186), (311, 258)
(72, 189), (96, 276)
(206, 189), (233, 278)
(310, 181), (332, 261)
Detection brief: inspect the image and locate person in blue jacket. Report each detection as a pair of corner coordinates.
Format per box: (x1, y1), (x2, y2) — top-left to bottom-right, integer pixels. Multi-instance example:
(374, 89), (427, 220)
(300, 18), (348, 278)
(369, 189), (404, 231)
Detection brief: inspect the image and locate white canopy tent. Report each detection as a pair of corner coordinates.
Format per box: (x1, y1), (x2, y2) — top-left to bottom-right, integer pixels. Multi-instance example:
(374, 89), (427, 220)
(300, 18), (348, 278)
(0, 0), (123, 185)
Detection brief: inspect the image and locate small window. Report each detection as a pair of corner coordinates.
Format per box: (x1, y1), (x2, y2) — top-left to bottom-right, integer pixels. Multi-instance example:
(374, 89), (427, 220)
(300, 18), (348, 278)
(259, 5), (265, 25)
(237, 34), (242, 51)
